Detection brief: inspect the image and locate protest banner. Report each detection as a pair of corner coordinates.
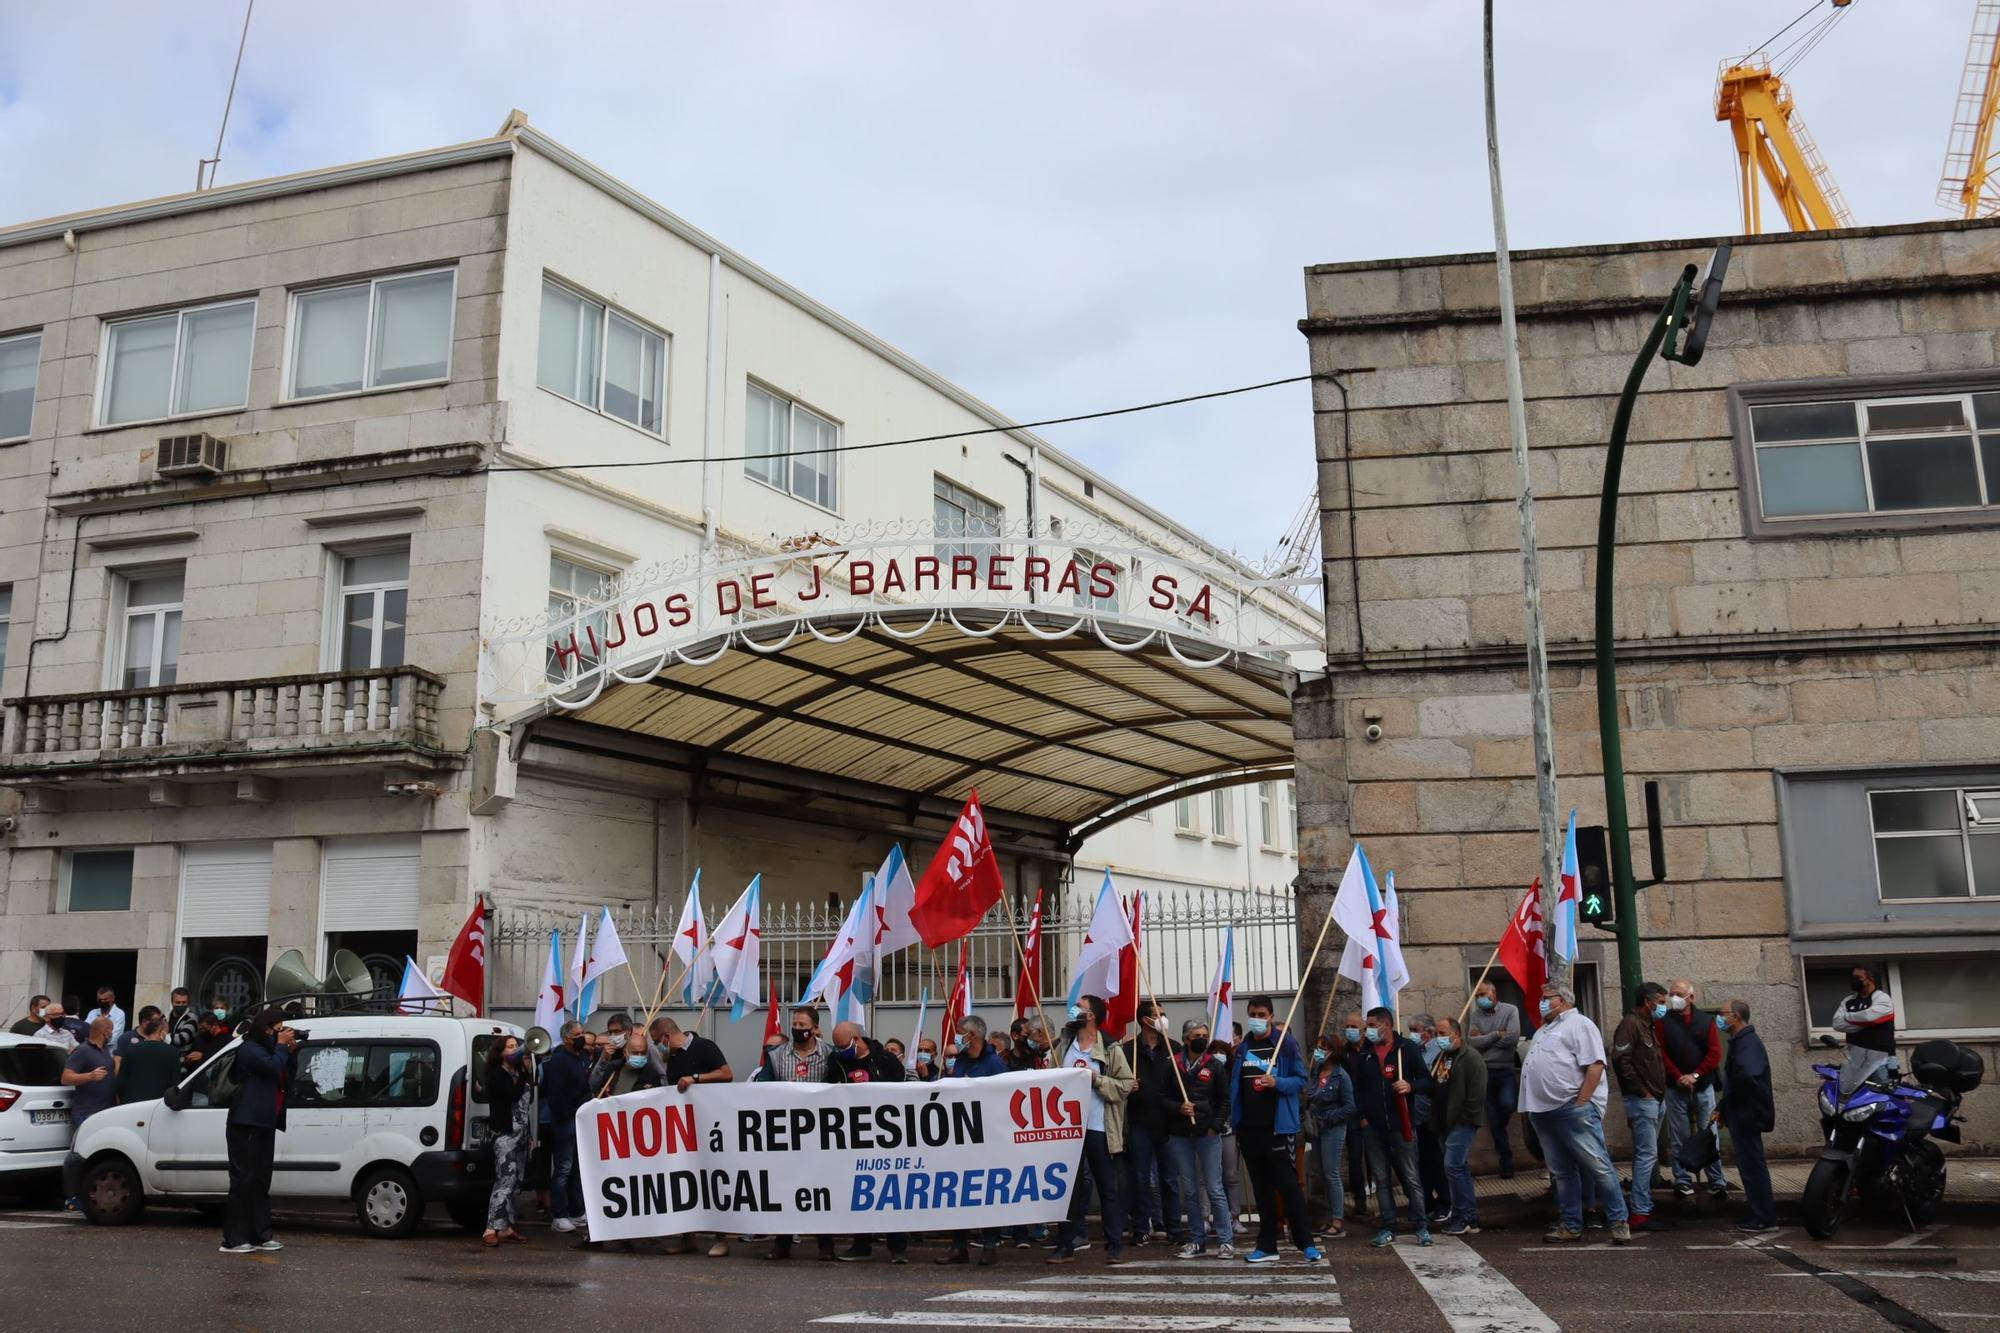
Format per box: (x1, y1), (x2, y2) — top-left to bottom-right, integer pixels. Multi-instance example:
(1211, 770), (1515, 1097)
(576, 1068), (1089, 1241)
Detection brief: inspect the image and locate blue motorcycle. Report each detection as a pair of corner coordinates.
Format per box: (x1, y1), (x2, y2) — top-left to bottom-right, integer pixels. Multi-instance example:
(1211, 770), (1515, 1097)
(1803, 1038), (1984, 1239)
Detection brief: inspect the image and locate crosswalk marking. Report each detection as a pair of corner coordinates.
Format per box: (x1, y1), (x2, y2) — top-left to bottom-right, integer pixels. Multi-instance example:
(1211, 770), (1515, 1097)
(0, 1219), (70, 1230)
(1026, 1275), (1331, 1287)
(1392, 1234), (1560, 1333)
(926, 1290), (1340, 1309)
(814, 1316), (1351, 1331)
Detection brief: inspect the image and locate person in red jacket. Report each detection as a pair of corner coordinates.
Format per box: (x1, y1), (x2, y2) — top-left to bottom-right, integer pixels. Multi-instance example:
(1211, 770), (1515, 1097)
(1655, 979), (1729, 1200)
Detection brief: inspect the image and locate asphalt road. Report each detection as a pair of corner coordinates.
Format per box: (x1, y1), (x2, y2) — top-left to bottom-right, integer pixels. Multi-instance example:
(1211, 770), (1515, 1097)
(4, 1199), (2000, 1331)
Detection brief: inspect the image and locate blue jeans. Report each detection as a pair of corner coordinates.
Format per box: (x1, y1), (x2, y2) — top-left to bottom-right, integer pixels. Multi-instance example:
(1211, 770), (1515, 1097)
(1059, 1129), (1125, 1256)
(1443, 1123), (1479, 1226)
(1485, 1067), (1518, 1170)
(1622, 1095), (1662, 1216)
(1361, 1125), (1427, 1234)
(1666, 1084), (1728, 1189)
(1725, 1113), (1775, 1228)
(549, 1128), (584, 1220)
(1127, 1120), (1182, 1239)
(1530, 1103), (1629, 1232)
(1316, 1124), (1348, 1223)
(1165, 1133), (1232, 1247)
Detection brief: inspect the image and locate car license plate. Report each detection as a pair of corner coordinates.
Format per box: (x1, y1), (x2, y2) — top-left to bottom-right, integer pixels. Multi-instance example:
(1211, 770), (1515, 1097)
(30, 1109), (67, 1125)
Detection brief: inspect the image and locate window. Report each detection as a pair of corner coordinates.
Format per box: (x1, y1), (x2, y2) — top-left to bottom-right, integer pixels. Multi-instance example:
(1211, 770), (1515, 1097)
(1735, 378), (2000, 534)
(0, 331), (39, 441)
(337, 547), (409, 671)
(182, 1047), (242, 1109)
(744, 383), (838, 509)
(289, 268), (455, 399)
(66, 849), (134, 912)
(1802, 956), (2000, 1039)
(0, 583), (12, 693)
(119, 568), (183, 690)
(1285, 782), (1298, 844)
(1470, 959), (1601, 1027)
(1071, 550), (1120, 613)
(1259, 782), (1280, 849)
(1174, 796), (1200, 835)
(536, 277), (666, 434)
(1210, 789), (1236, 842)
(1868, 787), (2000, 900)
(547, 554), (614, 682)
(934, 476), (1001, 562)
(99, 299), (254, 425)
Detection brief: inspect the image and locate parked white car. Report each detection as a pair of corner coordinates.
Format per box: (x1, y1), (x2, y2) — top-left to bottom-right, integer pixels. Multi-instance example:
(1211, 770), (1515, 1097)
(67, 1012), (526, 1238)
(0, 1034), (73, 1189)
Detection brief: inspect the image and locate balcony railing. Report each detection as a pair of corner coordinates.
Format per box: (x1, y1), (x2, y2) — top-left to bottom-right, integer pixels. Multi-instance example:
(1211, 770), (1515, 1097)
(0, 667), (447, 776)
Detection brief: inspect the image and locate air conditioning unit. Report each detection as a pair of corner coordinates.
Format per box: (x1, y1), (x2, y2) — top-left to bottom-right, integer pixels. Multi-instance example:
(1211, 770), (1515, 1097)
(156, 432), (228, 478)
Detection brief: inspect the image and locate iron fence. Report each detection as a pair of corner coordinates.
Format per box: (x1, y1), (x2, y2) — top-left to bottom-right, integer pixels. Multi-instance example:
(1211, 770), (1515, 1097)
(489, 885), (1298, 1017)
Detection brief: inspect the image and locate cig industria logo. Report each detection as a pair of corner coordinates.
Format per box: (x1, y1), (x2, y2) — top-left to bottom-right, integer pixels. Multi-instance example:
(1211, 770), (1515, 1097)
(1009, 1085), (1083, 1143)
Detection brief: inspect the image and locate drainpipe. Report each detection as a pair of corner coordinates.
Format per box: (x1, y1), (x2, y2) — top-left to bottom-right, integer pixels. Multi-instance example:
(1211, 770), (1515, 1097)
(701, 251), (722, 549)
(1001, 449), (1039, 606)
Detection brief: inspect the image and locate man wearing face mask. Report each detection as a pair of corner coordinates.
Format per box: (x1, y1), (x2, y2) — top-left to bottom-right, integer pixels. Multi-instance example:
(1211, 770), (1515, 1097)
(1432, 1017), (1485, 1235)
(1128, 999), (1186, 1248)
(654, 1016), (734, 1258)
(1656, 978), (1728, 1202)
(1230, 996), (1321, 1265)
(1610, 983), (1669, 1229)
(542, 1019), (593, 1235)
(1408, 1014), (1450, 1226)
(1830, 963), (1896, 1095)
(1168, 1017), (1235, 1257)
(1338, 1010), (1372, 1221)
(937, 1015), (1011, 1265)
(913, 1036), (942, 1081)
(1521, 984), (1631, 1244)
(1007, 1018), (1050, 1072)
(1049, 994), (1136, 1265)
(1351, 1005), (1432, 1248)
(166, 988), (199, 1051)
(13, 994), (51, 1037)
(1466, 980), (1522, 1178)
(762, 1006), (834, 1084)
(824, 1021), (910, 1263)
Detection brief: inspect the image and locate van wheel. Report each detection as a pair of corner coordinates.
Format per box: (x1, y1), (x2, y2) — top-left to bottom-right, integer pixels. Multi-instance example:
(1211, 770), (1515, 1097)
(79, 1158), (146, 1226)
(355, 1167), (423, 1239)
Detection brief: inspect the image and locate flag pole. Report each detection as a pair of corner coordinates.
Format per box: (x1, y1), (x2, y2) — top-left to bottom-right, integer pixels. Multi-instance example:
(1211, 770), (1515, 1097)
(1134, 950), (1197, 1125)
(1269, 898), (1339, 1069)
(1458, 942), (1504, 1029)
(996, 886), (1055, 1044)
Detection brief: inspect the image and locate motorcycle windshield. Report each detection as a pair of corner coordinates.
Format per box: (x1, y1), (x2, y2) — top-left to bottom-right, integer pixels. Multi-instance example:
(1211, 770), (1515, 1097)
(1839, 1047), (1894, 1098)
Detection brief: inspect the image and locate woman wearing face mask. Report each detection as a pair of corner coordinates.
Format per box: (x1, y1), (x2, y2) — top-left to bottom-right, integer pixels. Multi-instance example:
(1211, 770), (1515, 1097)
(1166, 1018), (1235, 1258)
(481, 1034), (535, 1248)
(1306, 1033), (1356, 1238)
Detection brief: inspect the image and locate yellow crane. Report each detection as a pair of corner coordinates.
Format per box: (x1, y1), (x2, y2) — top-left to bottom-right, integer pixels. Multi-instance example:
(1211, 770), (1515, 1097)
(1714, 0), (1857, 233)
(1939, 0), (2000, 217)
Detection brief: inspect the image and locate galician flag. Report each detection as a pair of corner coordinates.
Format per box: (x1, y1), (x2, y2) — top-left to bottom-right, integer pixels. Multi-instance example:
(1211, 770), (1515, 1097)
(534, 929), (567, 1034)
(579, 905), (630, 1010)
(1333, 843), (1406, 1014)
(802, 877), (876, 1023)
(567, 910), (595, 1022)
(1205, 924), (1235, 1035)
(1065, 872), (1135, 1011)
(909, 986), (930, 1070)
(1553, 809), (1582, 962)
(869, 845), (921, 980)
(397, 955), (447, 1015)
(710, 875), (763, 1021)
(671, 873), (714, 1006)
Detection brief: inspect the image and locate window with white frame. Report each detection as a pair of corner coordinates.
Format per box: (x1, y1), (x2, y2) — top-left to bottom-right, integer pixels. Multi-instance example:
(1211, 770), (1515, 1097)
(1284, 781), (1298, 844)
(1803, 955), (2000, 1039)
(933, 475), (1001, 563)
(99, 299), (255, 426)
(747, 383), (839, 509)
(1258, 782), (1280, 849)
(547, 553), (615, 682)
(288, 268), (456, 400)
(336, 547), (409, 671)
(1868, 787), (2000, 900)
(1210, 788), (1236, 842)
(537, 277), (666, 435)
(1173, 796), (1200, 835)
(0, 331), (40, 441)
(118, 568), (183, 690)
(1742, 389), (2000, 525)
(1071, 550), (1120, 613)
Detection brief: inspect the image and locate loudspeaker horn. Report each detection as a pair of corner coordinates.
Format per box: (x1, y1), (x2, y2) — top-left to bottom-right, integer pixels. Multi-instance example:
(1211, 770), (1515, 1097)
(265, 948), (320, 999)
(328, 948), (376, 996)
(525, 1026), (554, 1056)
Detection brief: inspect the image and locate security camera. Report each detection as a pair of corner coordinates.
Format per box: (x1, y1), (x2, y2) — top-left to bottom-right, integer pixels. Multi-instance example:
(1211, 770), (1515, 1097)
(1363, 724), (1383, 742)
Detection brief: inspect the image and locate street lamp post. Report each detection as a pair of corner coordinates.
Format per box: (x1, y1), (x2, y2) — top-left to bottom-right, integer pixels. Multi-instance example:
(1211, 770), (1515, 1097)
(1595, 245), (1731, 1010)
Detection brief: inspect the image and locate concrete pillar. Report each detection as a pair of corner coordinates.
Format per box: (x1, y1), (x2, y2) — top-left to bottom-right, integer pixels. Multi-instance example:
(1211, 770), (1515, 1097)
(267, 837), (321, 969)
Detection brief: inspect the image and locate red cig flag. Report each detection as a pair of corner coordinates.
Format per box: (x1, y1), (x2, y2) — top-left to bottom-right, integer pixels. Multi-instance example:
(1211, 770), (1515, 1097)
(910, 790), (1006, 947)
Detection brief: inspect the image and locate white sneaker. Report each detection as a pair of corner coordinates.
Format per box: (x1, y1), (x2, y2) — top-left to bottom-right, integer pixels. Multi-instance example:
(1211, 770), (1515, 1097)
(552, 1218), (575, 1233)
(256, 1239), (283, 1252)
(1175, 1242), (1202, 1260)
(1216, 1242), (1237, 1260)
(219, 1243), (254, 1254)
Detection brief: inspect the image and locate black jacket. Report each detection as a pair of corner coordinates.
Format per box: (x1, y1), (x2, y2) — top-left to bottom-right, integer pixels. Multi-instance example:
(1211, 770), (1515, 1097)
(541, 1046), (592, 1129)
(827, 1043), (905, 1085)
(1167, 1046), (1232, 1136)
(486, 1061), (532, 1133)
(1721, 1024), (1775, 1135)
(1130, 1034), (1183, 1133)
(1348, 1035), (1433, 1136)
(227, 1035), (291, 1131)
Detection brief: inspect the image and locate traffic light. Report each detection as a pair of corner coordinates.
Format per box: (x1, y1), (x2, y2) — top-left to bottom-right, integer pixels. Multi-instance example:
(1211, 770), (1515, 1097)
(1576, 823), (1614, 929)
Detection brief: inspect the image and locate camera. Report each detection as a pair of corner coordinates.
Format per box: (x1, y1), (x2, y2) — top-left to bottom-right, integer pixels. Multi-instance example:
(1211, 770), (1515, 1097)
(285, 1026), (310, 1043)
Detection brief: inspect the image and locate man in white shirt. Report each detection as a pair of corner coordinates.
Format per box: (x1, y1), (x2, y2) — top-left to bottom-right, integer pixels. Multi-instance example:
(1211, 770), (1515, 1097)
(85, 986), (127, 1048)
(34, 1002), (80, 1053)
(1520, 984), (1631, 1245)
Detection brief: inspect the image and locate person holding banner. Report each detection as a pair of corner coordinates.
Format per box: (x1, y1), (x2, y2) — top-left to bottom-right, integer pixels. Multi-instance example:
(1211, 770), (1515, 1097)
(1128, 999), (1186, 1249)
(827, 1022), (912, 1264)
(912, 1036), (941, 1082)
(1049, 994), (1134, 1265)
(654, 1016), (734, 1259)
(1166, 1015), (1234, 1259)
(936, 1015), (1010, 1266)
(544, 1021), (593, 1235)
(761, 1007), (834, 1085)
(594, 1026), (663, 1098)
(1352, 1006), (1433, 1249)
(1230, 996), (1320, 1265)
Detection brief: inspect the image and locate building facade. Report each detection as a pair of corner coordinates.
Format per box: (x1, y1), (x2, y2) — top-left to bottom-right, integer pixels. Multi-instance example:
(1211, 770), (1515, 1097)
(0, 115), (1312, 1042)
(1296, 219), (2000, 1152)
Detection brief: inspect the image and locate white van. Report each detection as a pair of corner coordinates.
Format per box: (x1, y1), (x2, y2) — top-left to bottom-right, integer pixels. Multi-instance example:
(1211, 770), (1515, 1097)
(0, 1034), (73, 1189)
(67, 1012), (527, 1238)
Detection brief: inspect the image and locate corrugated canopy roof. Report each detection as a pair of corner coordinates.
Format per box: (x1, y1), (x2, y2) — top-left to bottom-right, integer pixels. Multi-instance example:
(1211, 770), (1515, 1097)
(568, 619), (1296, 830)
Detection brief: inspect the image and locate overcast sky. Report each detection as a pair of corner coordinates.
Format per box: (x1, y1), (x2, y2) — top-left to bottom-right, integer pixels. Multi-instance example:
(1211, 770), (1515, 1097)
(0, 1), (1973, 562)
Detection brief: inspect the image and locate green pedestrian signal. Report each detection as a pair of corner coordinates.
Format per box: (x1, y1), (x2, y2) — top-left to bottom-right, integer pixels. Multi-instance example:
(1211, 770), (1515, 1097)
(1577, 824), (1615, 929)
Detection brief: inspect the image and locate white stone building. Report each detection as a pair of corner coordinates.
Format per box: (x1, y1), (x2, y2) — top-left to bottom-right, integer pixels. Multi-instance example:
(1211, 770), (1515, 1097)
(0, 114), (1314, 1031)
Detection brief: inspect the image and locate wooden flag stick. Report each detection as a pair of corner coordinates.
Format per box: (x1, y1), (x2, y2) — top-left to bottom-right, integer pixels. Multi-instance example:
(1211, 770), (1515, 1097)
(996, 887), (1055, 1044)
(1268, 898), (1339, 1067)
(1133, 949), (1197, 1124)
(1458, 941), (1504, 1029)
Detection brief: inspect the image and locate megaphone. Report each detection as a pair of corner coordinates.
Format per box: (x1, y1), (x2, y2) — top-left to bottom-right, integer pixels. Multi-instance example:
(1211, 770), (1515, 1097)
(525, 1026), (554, 1056)
(328, 948), (376, 997)
(266, 948), (320, 1000)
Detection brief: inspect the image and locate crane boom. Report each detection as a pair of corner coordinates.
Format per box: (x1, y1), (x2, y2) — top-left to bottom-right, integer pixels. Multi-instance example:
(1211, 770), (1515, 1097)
(1715, 56), (1855, 233)
(1939, 0), (2000, 218)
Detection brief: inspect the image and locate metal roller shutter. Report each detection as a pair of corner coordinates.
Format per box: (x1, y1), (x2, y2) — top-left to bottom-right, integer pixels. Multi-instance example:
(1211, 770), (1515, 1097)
(320, 835), (421, 934)
(178, 842), (273, 938)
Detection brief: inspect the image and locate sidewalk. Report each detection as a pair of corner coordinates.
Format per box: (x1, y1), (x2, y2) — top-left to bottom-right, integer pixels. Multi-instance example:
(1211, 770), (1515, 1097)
(1463, 1155), (2000, 1215)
